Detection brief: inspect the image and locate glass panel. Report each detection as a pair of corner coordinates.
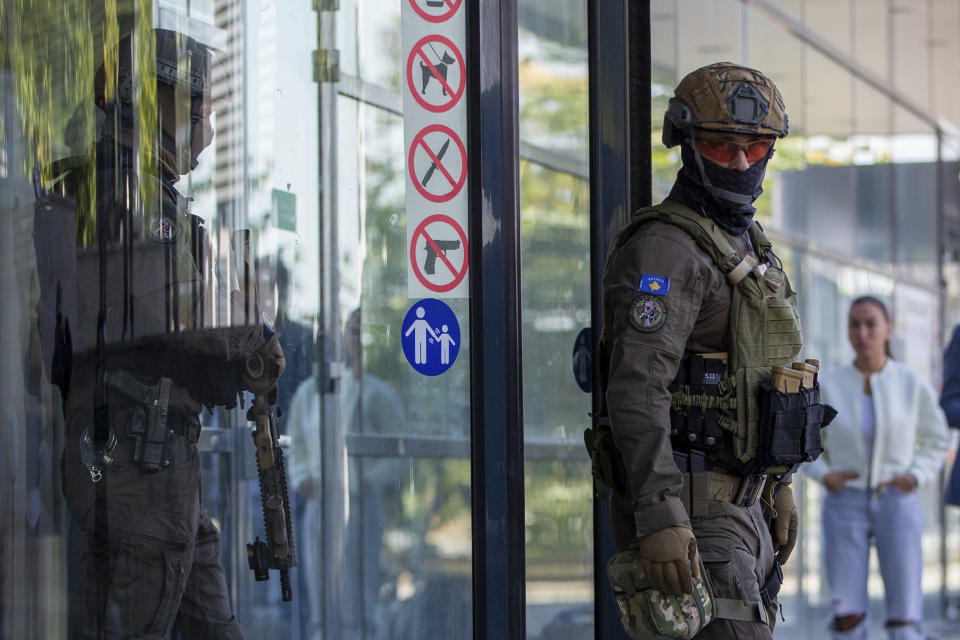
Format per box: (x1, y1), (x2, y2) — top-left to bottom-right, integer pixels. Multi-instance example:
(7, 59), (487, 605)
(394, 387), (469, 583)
(805, 0), (851, 58)
(891, 107), (938, 285)
(746, 11), (804, 230)
(0, 0), (472, 637)
(651, 0), (678, 202)
(674, 0), (743, 76)
(851, 0), (889, 79)
(339, 0), (402, 92)
(331, 0), (473, 634)
(520, 161), (593, 638)
(930, 1), (960, 125)
(518, 1), (593, 636)
(890, 0), (930, 113)
(1, 2), (321, 637)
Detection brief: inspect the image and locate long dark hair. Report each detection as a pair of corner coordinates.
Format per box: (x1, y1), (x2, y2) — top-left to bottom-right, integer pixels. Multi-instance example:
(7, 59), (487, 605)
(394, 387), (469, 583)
(850, 295), (894, 358)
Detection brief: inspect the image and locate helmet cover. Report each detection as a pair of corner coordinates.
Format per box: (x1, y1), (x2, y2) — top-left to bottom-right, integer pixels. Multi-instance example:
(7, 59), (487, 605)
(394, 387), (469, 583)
(664, 62), (788, 147)
(96, 29), (211, 106)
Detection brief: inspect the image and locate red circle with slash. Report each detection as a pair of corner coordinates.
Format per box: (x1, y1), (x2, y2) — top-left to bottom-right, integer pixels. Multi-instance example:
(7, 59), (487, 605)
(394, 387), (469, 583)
(408, 124), (467, 203)
(410, 214), (469, 292)
(406, 34), (466, 112)
(408, 0), (463, 23)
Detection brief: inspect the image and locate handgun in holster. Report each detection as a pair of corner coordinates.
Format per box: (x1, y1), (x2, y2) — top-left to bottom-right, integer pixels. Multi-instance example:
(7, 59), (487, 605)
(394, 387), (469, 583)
(126, 377), (173, 472)
(584, 413), (628, 496)
(106, 372), (180, 473)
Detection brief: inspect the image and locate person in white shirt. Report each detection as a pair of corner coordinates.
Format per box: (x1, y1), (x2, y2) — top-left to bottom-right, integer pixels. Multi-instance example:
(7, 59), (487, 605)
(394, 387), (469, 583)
(806, 296), (950, 640)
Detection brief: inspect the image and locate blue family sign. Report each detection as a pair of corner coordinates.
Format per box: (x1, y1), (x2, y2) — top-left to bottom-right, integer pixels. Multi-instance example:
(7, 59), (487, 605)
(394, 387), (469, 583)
(401, 298), (460, 375)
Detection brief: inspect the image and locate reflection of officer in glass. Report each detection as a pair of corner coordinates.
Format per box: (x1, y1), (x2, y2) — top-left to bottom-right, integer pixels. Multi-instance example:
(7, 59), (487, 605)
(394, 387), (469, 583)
(54, 29), (283, 638)
(599, 63), (812, 638)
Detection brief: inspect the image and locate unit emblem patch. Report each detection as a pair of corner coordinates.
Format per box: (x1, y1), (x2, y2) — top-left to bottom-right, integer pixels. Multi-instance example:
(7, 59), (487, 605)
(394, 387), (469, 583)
(629, 294), (667, 332)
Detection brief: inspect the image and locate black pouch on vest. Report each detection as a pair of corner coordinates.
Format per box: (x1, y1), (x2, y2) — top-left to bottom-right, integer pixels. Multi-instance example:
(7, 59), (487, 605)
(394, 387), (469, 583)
(757, 382), (806, 467)
(669, 355), (726, 451)
(758, 381), (837, 468)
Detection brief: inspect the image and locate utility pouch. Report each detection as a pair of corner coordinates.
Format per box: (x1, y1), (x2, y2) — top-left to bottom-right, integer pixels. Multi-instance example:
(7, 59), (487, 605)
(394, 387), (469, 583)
(125, 377), (174, 473)
(757, 381), (836, 469)
(669, 354), (729, 452)
(584, 416), (628, 494)
(607, 550), (713, 640)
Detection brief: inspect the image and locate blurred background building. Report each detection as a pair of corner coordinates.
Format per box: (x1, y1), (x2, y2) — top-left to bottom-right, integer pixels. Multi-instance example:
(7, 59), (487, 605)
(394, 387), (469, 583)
(2, 0), (960, 639)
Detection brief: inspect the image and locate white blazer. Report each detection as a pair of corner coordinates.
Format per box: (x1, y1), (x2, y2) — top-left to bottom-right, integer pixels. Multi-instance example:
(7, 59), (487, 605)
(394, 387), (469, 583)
(804, 360), (950, 489)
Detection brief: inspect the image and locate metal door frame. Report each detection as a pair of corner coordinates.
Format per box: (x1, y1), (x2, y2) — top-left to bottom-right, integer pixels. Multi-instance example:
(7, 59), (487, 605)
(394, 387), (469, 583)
(587, 1), (650, 637)
(467, 0), (526, 637)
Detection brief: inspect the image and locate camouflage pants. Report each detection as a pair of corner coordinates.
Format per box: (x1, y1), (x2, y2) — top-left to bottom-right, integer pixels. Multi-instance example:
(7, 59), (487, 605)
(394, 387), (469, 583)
(62, 415), (243, 640)
(612, 493), (776, 639)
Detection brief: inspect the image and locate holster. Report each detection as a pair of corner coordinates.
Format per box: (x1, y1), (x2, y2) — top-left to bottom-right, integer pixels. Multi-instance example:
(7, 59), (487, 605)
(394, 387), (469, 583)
(106, 371), (202, 472)
(583, 415), (627, 495)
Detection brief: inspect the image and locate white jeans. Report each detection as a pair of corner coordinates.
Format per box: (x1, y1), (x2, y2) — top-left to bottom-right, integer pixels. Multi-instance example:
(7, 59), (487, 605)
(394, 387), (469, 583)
(822, 487), (925, 640)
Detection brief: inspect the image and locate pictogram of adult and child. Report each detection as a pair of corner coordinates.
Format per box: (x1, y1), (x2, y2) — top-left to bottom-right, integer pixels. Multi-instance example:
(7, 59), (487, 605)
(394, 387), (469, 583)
(402, 299), (460, 375)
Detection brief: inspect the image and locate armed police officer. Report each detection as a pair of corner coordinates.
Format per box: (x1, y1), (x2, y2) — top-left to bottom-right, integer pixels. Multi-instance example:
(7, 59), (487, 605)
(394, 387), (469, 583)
(594, 63), (833, 639)
(47, 28), (284, 638)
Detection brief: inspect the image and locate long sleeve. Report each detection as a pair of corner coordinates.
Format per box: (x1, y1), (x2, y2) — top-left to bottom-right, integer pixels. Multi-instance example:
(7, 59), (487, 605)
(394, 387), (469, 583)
(907, 375), (951, 486)
(602, 222), (705, 537)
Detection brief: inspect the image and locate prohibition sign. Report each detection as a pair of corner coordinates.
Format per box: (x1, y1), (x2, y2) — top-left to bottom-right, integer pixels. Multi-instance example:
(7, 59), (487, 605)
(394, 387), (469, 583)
(406, 34), (466, 112)
(408, 124), (467, 203)
(408, 0), (463, 23)
(410, 213), (469, 292)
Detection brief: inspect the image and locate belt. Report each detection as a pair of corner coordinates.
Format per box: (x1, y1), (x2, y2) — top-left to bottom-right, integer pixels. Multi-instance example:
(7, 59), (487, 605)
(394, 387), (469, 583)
(66, 370), (202, 444)
(680, 470), (768, 518)
(69, 404), (201, 442)
(713, 596), (770, 625)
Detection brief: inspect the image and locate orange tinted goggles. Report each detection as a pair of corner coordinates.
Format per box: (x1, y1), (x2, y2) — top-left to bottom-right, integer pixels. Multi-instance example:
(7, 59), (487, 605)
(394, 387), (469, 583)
(695, 137), (774, 164)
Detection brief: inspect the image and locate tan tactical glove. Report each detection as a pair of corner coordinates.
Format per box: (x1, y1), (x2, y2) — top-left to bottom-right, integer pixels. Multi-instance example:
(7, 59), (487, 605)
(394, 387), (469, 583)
(770, 484), (798, 566)
(242, 334), (286, 395)
(636, 526), (700, 596)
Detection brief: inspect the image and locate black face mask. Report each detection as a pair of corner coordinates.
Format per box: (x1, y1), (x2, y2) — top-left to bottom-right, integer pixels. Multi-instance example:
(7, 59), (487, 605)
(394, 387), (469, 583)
(676, 141), (772, 236)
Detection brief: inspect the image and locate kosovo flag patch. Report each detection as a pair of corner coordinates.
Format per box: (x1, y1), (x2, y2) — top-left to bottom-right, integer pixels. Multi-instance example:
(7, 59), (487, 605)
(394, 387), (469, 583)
(638, 274), (670, 296)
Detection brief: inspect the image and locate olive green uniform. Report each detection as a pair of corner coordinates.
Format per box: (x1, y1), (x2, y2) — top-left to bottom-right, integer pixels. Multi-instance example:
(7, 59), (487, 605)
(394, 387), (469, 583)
(602, 193), (780, 638)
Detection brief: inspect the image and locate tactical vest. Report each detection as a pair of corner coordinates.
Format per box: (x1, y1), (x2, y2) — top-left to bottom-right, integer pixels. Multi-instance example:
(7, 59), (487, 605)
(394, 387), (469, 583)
(585, 202), (830, 489)
(631, 201), (802, 465)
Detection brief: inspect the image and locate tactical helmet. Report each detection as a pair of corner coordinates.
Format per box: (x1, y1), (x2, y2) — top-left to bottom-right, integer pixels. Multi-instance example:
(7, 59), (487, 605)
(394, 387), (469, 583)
(663, 62), (788, 148)
(607, 549), (714, 640)
(96, 29), (211, 106)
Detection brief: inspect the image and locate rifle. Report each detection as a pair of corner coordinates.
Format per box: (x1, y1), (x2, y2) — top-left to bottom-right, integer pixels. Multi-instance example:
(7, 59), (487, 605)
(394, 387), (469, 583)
(245, 351), (297, 601)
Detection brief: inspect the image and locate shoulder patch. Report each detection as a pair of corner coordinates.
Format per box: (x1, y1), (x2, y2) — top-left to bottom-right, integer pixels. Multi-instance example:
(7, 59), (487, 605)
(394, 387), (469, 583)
(638, 274), (670, 296)
(629, 294), (667, 332)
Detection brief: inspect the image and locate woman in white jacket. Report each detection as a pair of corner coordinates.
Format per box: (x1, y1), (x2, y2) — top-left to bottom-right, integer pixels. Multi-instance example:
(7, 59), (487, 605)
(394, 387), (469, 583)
(805, 296), (950, 640)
